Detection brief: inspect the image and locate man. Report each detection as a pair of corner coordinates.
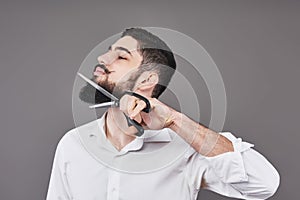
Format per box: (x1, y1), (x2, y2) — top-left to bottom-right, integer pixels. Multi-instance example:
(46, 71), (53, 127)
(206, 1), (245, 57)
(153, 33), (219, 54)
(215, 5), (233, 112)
(47, 28), (280, 200)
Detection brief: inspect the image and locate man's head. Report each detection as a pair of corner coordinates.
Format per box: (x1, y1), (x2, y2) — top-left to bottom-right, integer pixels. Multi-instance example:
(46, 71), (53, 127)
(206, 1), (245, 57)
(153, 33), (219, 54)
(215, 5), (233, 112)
(79, 27), (176, 104)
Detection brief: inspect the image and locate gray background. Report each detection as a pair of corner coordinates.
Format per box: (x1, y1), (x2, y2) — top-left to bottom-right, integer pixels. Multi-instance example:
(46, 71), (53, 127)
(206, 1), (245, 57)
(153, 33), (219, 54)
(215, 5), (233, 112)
(0, 0), (299, 199)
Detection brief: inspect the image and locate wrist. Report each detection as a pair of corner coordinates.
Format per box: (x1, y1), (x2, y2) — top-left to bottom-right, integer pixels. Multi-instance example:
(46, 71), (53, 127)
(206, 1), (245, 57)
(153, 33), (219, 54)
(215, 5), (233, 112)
(164, 109), (182, 130)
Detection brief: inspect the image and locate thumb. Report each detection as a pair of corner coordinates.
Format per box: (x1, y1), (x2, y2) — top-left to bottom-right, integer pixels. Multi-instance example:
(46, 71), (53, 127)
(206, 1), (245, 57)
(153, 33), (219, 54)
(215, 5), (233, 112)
(140, 112), (152, 126)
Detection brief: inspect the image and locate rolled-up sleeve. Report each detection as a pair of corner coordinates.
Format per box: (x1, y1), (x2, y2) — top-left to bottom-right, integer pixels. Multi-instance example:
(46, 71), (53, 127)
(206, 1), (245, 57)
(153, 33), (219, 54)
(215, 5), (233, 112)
(188, 132), (280, 200)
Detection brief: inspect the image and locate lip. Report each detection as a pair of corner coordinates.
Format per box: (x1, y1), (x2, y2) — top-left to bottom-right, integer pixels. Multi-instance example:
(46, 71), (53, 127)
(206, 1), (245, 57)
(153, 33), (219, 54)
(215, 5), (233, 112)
(93, 66), (106, 76)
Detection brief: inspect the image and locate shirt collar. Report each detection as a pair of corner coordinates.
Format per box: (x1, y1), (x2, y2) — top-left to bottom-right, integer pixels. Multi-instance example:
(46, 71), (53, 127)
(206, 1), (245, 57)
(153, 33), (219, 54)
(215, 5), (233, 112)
(96, 112), (172, 154)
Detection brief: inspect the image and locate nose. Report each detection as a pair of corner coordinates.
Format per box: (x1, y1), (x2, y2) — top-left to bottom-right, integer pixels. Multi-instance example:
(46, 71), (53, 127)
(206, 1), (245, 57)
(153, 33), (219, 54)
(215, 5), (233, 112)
(97, 51), (117, 66)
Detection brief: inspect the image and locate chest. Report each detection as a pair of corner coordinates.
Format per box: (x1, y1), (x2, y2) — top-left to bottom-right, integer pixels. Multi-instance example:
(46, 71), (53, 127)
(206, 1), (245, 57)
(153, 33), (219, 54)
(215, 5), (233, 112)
(66, 155), (191, 200)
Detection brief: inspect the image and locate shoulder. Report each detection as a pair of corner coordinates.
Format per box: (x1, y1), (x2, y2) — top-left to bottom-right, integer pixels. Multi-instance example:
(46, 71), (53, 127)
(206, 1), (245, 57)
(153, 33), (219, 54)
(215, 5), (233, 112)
(56, 119), (100, 152)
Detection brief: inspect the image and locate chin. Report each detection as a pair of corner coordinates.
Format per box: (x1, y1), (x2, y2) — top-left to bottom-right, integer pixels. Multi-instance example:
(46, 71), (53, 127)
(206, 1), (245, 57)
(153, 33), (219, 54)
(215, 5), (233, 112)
(93, 75), (105, 84)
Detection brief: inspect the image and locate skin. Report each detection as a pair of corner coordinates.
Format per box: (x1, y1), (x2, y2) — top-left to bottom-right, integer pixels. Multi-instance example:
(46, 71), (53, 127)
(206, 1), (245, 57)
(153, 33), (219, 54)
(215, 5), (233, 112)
(95, 36), (234, 156)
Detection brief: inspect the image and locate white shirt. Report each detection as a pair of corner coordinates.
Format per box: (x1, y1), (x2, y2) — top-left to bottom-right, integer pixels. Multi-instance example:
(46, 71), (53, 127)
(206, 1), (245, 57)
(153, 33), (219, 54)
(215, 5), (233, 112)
(46, 113), (280, 200)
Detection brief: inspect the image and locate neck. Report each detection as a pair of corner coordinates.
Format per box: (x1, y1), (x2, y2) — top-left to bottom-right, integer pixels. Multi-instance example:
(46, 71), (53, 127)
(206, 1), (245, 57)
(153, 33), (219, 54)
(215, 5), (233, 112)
(105, 107), (136, 151)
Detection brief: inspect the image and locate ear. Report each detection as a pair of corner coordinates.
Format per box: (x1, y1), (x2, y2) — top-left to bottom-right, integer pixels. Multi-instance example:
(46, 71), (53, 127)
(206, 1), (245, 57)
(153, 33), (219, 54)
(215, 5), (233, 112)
(134, 71), (159, 92)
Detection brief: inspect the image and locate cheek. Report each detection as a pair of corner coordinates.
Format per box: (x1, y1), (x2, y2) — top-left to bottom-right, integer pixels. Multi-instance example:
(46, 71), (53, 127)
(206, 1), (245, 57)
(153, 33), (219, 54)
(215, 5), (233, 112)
(109, 69), (133, 83)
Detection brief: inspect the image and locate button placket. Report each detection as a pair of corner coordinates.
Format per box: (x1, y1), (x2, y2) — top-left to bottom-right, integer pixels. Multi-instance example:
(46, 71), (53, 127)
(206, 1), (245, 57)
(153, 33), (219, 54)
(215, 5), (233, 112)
(106, 168), (120, 200)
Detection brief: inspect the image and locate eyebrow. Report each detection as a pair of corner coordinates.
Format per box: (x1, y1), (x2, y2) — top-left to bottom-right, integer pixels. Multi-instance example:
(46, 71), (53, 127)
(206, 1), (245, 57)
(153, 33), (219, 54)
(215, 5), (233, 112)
(108, 45), (132, 56)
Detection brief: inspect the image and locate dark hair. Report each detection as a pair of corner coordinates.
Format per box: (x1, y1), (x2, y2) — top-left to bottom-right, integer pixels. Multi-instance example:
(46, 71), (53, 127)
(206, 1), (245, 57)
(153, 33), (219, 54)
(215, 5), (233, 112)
(121, 27), (176, 98)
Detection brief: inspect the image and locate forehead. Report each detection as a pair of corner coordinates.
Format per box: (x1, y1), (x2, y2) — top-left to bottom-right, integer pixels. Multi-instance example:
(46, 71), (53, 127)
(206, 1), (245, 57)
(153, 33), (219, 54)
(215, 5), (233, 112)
(111, 36), (139, 52)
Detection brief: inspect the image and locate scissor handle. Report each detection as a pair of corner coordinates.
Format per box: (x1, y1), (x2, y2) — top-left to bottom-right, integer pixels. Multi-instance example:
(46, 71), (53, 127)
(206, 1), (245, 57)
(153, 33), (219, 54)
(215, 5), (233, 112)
(123, 114), (144, 137)
(122, 91), (151, 136)
(123, 91), (151, 113)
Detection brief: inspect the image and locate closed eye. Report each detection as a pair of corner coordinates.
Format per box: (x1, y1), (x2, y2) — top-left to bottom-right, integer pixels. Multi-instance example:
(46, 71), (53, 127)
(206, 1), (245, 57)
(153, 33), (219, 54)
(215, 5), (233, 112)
(118, 56), (127, 60)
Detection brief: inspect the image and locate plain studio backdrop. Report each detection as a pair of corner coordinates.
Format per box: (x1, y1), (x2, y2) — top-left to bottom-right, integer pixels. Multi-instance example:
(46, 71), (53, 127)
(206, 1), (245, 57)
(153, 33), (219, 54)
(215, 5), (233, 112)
(1, 0), (299, 199)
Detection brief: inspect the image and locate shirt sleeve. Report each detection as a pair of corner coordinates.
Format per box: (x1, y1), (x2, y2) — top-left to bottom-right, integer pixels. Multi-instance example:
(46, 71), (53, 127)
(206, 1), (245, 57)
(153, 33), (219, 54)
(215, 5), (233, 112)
(46, 139), (73, 200)
(187, 132), (280, 200)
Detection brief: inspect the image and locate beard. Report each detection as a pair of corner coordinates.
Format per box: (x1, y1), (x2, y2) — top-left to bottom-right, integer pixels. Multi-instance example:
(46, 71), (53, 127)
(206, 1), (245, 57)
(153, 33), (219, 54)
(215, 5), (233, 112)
(79, 70), (141, 104)
(79, 75), (114, 104)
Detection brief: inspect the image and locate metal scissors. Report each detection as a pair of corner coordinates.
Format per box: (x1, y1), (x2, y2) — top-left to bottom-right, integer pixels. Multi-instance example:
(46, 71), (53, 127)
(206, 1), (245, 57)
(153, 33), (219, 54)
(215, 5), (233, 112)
(77, 72), (151, 136)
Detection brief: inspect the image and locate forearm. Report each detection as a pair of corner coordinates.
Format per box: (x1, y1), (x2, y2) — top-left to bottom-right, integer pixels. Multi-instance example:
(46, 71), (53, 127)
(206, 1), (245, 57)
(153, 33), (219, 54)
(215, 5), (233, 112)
(166, 110), (280, 198)
(167, 111), (234, 157)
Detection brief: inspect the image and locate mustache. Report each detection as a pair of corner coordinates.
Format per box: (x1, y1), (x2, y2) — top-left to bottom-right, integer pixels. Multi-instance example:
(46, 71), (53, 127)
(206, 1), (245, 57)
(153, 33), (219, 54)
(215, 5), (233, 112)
(94, 63), (112, 74)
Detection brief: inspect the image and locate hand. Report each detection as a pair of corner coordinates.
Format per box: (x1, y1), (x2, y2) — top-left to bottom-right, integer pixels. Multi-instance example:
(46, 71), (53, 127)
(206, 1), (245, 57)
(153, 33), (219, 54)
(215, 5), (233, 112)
(119, 94), (176, 130)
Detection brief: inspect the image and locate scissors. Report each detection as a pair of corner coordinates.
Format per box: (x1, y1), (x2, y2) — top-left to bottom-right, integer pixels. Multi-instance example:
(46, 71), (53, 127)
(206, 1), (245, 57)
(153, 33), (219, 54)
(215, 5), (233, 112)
(77, 72), (151, 136)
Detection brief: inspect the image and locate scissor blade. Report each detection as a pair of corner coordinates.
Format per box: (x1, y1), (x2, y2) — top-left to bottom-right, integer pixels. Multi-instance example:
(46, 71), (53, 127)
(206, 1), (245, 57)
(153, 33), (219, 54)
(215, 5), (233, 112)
(89, 102), (115, 109)
(77, 72), (118, 101)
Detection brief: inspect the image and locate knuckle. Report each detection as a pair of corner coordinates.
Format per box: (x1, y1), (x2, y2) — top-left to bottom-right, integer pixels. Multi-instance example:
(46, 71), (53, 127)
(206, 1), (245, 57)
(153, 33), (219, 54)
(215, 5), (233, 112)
(119, 104), (126, 112)
(120, 95), (128, 102)
(141, 101), (146, 106)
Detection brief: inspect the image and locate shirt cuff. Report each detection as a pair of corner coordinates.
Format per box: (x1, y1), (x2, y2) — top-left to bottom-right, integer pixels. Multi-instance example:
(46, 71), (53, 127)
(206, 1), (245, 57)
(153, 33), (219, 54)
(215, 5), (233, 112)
(205, 132), (254, 183)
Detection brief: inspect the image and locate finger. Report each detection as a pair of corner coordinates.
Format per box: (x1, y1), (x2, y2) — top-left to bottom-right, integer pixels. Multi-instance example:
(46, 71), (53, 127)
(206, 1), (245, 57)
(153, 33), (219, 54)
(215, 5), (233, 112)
(119, 94), (129, 113)
(140, 112), (151, 125)
(119, 94), (135, 115)
(127, 97), (138, 116)
(132, 113), (142, 123)
(130, 100), (146, 118)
